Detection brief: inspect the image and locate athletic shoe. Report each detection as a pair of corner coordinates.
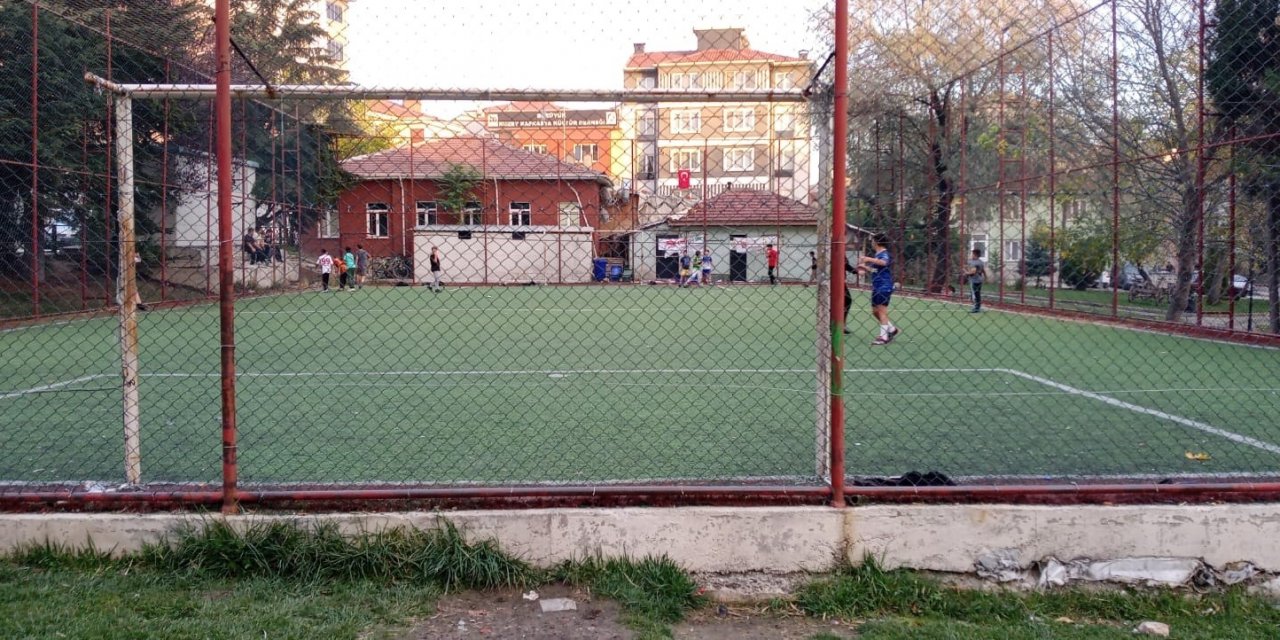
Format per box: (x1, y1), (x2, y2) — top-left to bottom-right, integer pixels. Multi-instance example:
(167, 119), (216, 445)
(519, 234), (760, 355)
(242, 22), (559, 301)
(871, 336), (891, 346)
(887, 327), (900, 341)
(842, 328), (852, 335)
(970, 307), (981, 313)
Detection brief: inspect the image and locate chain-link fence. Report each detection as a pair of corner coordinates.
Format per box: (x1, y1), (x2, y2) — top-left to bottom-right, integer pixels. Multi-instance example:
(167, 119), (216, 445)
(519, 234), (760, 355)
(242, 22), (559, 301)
(2, 0), (1278, 509)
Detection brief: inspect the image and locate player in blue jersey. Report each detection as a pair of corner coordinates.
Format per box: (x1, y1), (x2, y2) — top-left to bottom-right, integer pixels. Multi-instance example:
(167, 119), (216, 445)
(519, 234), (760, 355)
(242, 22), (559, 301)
(855, 235), (900, 345)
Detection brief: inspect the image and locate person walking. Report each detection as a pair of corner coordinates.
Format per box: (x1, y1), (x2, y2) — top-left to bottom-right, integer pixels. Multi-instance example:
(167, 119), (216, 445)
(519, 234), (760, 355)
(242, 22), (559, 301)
(334, 252), (349, 290)
(343, 247), (357, 290)
(766, 244), (780, 286)
(355, 245), (370, 289)
(429, 245), (443, 292)
(808, 250), (818, 286)
(965, 248), (986, 313)
(316, 249), (334, 291)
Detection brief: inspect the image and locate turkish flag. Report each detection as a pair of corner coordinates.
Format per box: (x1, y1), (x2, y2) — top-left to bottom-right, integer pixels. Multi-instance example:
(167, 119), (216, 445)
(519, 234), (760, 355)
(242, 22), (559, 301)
(677, 169), (691, 190)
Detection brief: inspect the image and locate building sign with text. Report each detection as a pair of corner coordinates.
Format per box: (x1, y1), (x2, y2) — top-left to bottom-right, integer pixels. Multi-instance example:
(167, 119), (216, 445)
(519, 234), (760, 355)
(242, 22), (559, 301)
(486, 110), (618, 129)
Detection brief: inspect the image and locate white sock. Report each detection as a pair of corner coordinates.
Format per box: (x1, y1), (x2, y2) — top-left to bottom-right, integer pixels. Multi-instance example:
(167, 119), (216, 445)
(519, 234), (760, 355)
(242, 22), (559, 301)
(880, 324), (890, 338)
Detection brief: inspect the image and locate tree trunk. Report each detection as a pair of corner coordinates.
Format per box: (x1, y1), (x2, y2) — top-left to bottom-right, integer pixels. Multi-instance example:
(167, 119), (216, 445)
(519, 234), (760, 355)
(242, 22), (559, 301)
(1165, 189), (1201, 321)
(1268, 189), (1280, 333)
(1205, 243), (1230, 305)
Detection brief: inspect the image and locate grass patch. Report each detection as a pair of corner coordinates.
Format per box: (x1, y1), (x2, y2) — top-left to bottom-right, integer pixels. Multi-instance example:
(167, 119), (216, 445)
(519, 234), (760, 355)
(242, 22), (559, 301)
(797, 557), (1280, 639)
(552, 554), (708, 639)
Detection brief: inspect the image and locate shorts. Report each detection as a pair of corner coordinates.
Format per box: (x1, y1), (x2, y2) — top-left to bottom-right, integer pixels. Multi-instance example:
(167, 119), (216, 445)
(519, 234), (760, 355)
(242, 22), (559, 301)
(871, 290), (892, 307)
(701, 268), (711, 276)
(356, 266), (367, 276)
(680, 269), (690, 278)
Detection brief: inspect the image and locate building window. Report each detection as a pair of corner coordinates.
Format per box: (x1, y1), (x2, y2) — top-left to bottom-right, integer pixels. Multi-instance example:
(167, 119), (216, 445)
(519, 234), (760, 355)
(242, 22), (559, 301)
(723, 107), (755, 133)
(640, 112), (656, 137)
(559, 202), (582, 227)
(774, 108), (796, 135)
(326, 1), (344, 22)
(570, 143), (598, 164)
(463, 201), (482, 225)
(731, 70), (757, 89)
(725, 148), (755, 172)
(667, 72), (709, 89)
(1004, 240), (1023, 262)
(775, 72), (794, 89)
(366, 203), (389, 238)
(319, 209), (339, 238)
(670, 149), (702, 173)
(670, 110), (701, 134)
(777, 148), (797, 176)
(639, 154), (656, 180)
(509, 202), (532, 226)
(416, 201), (437, 227)
(970, 234), (988, 256)
(523, 143), (548, 154)
(326, 40), (344, 62)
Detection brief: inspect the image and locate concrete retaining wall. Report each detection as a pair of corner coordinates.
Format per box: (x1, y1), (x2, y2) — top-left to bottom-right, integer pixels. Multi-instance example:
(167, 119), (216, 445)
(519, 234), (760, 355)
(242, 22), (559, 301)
(2, 505), (1278, 576)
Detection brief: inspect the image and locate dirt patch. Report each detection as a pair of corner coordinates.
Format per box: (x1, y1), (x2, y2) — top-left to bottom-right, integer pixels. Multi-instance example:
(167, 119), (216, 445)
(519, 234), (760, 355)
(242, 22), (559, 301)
(673, 606), (858, 640)
(401, 584), (633, 639)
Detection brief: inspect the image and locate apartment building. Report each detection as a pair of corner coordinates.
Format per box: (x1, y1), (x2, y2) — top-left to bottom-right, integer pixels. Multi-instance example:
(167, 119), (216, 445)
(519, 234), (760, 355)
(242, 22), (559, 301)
(481, 102), (618, 177)
(618, 28), (813, 203)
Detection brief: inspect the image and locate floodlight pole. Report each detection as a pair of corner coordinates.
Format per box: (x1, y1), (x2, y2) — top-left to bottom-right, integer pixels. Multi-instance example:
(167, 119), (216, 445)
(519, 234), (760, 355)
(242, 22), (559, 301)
(114, 94), (142, 486)
(215, 0), (239, 514)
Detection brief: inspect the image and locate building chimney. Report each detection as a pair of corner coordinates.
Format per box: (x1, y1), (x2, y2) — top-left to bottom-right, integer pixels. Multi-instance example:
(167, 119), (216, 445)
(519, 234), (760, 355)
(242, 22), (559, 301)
(633, 42), (645, 53)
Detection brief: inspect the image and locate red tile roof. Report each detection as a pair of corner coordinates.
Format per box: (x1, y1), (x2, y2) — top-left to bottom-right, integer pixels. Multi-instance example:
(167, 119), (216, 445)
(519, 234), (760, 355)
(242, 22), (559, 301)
(626, 48), (808, 68)
(367, 100), (423, 118)
(482, 101), (564, 113)
(668, 188), (817, 227)
(341, 137), (609, 184)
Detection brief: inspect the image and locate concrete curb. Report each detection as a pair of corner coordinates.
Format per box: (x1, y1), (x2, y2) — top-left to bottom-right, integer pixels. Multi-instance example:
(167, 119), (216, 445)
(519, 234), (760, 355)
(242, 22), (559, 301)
(2, 504), (1278, 575)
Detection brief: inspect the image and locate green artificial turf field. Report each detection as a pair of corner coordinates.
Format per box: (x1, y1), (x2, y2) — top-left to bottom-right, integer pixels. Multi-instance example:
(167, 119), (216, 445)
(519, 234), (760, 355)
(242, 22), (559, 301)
(2, 284), (1278, 487)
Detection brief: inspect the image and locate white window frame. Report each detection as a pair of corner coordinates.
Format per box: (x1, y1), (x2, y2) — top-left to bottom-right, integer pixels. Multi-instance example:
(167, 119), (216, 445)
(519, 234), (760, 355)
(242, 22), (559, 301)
(319, 209), (339, 238)
(777, 147), (798, 174)
(463, 201), (482, 226)
(670, 110), (701, 135)
(558, 202), (582, 227)
(570, 143), (598, 164)
(522, 143), (548, 154)
(670, 149), (702, 173)
(509, 202), (532, 226)
(731, 70), (757, 90)
(774, 108), (796, 135)
(639, 154), (657, 178)
(326, 40), (344, 62)
(970, 234), (989, 256)
(723, 108), (755, 133)
(775, 72), (794, 89)
(1004, 239), (1023, 263)
(725, 148), (755, 172)
(416, 201), (437, 227)
(640, 112), (656, 136)
(366, 203), (389, 238)
(325, 1), (343, 22)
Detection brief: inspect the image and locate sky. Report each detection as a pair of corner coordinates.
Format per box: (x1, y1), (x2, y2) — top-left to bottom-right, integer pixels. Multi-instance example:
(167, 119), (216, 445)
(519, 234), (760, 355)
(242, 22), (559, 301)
(344, 0), (832, 117)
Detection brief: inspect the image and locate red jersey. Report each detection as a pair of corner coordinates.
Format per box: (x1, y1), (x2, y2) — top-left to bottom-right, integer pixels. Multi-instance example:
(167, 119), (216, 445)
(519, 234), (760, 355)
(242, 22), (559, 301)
(766, 247), (779, 267)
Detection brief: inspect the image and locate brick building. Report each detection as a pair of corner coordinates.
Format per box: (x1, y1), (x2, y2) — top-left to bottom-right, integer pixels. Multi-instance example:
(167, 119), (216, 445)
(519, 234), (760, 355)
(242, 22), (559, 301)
(307, 137), (612, 283)
(481, 102), (618, 178)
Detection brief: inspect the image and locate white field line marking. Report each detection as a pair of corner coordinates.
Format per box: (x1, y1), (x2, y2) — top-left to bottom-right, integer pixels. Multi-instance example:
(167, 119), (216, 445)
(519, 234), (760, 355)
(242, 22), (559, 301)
(237, 307), (726, 315)
(146, 368), (818, 378)
(0, 374), (110, 401)
(998, 368), (1280, 456)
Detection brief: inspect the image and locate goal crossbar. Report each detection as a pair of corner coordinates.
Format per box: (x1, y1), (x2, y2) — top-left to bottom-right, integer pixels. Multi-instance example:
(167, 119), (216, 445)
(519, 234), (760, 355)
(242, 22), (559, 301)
(84, 73), (808, 103)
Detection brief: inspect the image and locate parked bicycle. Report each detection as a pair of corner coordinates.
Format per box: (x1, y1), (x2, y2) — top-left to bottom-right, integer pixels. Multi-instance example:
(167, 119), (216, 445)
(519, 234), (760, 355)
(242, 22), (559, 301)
(370, 255), (412, 280)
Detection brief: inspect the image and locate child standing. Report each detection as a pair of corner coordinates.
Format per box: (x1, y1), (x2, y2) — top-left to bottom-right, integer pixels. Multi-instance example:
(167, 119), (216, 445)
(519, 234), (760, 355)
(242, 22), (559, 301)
(334, 252), (349, 290)
(855, 235), (899, 346)
(316, 249), (333, 291)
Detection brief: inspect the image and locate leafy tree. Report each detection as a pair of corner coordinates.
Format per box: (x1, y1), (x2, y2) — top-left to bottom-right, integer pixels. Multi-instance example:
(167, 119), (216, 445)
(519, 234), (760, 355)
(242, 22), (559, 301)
(1024, 224), (1053, 283)
(1057, 221), (1110, 290)
(435, 163), (482, 224)
(1207, 0), (1280, 333)
(0, 1), (203, 282)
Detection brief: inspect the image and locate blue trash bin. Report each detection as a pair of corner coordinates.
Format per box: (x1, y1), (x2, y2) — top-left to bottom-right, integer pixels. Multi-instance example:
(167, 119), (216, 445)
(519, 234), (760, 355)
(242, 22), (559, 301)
(609, 265), (623, 282)
(592, 258), (608, 282)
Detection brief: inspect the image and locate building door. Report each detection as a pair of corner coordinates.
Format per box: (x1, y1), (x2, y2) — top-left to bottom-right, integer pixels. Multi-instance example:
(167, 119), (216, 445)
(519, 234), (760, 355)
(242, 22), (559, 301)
(729, 234), (748, 282)
(655, 235), (680, 280)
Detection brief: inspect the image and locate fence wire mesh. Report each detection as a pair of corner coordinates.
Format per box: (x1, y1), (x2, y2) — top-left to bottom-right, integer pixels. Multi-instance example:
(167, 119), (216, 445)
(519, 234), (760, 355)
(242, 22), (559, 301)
(1, 0), (1278, 506)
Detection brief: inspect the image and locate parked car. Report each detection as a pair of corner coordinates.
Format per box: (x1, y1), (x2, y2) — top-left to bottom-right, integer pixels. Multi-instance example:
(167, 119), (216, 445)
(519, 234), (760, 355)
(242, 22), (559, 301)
(1095, 264), (1142, 290)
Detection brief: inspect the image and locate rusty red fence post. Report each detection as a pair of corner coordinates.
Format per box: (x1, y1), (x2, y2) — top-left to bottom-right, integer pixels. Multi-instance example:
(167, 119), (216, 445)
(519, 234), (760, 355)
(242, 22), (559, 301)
(214, 0), (240, 514)
(1110, 0), (1120, 317)
(829, 0), (849, 507)
(30, 1), (40, 318)
(1048, 29), (1057, 309)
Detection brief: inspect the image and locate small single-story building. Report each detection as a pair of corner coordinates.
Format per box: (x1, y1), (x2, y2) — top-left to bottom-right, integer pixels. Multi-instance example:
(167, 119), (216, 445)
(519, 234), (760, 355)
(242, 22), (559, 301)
(628, 187), (818, 283)
(305, 137), (611, 283)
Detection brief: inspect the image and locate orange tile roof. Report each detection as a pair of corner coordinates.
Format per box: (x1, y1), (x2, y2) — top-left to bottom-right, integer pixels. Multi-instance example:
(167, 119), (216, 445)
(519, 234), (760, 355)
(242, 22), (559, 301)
(668, 188), (817, 227)
(341, 137), (609, 183)
(626, 48), (808, 68)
